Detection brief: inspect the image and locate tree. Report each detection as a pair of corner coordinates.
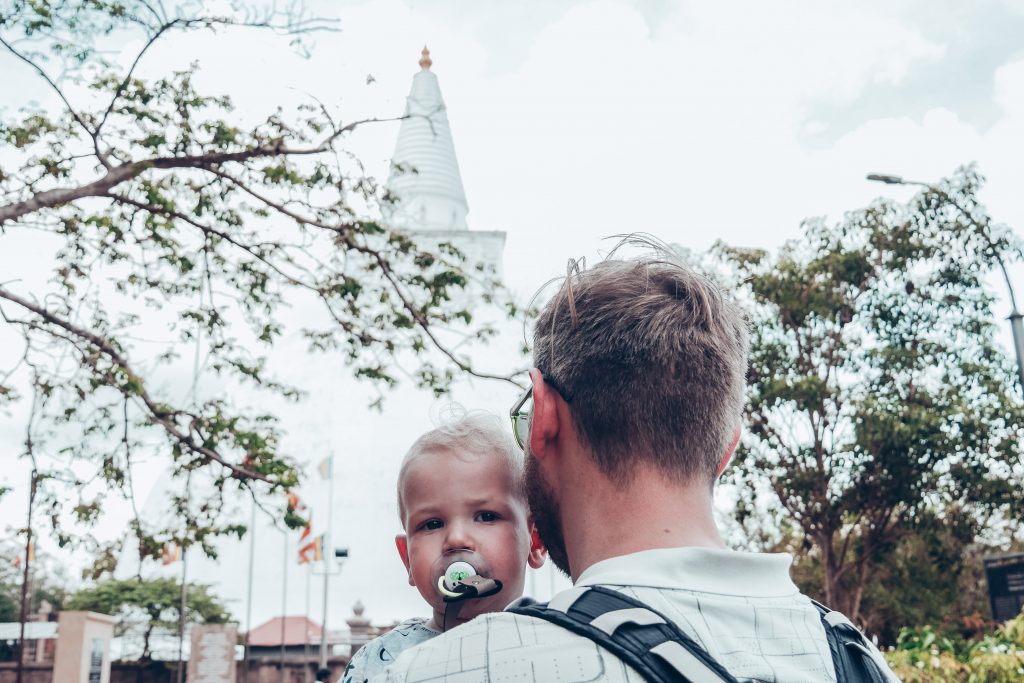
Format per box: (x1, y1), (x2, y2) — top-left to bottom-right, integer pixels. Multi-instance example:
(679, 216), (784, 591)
(0, 541), (68, 617)
(775, 517), (998, 645)
(0, 1), (515, 559)
(720, 166), (1024, 631)
(66, 578), (229, 662)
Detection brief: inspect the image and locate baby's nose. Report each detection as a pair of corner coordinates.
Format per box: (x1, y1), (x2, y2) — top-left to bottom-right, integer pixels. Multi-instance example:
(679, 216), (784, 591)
(443, 519), (476, 552)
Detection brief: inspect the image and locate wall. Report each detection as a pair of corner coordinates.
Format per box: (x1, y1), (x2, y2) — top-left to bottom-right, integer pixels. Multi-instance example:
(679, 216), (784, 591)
(0, 658), (350, 683)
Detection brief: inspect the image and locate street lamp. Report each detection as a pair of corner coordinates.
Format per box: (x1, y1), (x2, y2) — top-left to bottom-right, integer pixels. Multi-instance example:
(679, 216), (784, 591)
(313, 547), (349, 670)
(866, 172), (1024, 393)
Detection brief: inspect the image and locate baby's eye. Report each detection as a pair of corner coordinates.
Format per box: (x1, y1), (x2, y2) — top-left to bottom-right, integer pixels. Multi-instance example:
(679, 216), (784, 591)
(419, 519), (443, 531)
(476, 511), (500, 523)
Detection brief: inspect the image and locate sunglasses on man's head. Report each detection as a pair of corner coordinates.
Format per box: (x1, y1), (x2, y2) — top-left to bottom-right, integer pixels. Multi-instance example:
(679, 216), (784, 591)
(508, 374), (572, 451)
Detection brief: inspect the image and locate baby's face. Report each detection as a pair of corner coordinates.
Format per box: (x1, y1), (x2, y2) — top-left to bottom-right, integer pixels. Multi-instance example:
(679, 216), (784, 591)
(397, 448), (538, 623)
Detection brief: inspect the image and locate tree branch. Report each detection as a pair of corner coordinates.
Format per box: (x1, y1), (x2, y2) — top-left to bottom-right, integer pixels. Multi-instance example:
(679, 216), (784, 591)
(0, 34), (93, 139)
(0, 285), (271, 484)
(0, 115), (405, 225)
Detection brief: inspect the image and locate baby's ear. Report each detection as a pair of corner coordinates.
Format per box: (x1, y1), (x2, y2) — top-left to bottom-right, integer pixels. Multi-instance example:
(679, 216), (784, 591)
(395, 534), (415, 586)
(527, 522), (546, 569)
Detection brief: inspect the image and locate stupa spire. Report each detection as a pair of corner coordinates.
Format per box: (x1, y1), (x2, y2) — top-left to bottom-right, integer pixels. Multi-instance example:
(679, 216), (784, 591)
(385, 48), (469, 231)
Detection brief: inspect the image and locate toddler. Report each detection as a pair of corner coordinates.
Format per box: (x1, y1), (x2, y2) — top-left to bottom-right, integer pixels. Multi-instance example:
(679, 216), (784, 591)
(341, 411), (545, 682)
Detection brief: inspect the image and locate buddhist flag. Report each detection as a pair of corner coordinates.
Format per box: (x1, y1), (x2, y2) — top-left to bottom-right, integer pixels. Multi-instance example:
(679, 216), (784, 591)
(298, 534), (323, 565)
(317, 455), (333, 481)
(161, 542), (181, 565)
(13, 543), (35, 568)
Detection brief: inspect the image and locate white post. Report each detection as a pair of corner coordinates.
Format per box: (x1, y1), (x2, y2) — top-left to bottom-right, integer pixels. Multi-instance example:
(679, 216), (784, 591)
(243, 498), (256, 683)
(304, 563), (312, 682)
(319, 454), (335, 669)
(280, 532), (288, 683)
(176, 547), (188, 683)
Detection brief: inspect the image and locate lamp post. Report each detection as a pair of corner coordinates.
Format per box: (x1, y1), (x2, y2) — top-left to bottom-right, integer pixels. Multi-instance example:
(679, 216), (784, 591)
(867, 173), (1024, 393)
(313, 547), (348, 669)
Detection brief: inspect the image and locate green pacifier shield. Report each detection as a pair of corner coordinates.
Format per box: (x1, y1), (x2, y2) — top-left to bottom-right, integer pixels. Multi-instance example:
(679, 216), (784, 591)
(444, 561), (476, 589)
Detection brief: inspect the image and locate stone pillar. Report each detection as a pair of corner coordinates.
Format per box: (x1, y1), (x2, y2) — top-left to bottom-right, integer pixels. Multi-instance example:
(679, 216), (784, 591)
(344, 602), (371, 657)
(52, 611), (116, 683)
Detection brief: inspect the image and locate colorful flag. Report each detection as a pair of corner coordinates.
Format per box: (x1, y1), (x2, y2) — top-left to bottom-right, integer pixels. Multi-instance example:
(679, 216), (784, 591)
(161, 542), (181, 565)
(13, 543), (35, 568)
(297, 534), (323, 565)
(317, 455), (333, 481)
(287, 490), (304, 511)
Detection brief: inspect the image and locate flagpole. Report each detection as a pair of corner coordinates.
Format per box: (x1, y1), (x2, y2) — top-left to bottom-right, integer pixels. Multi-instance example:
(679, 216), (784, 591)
(304, 563), (312, 682)
(280, 531), (288, 683)
(176, 472), (192, 683)
(175, 546), (188, 683)
(242, 497), (256, 683)
(15, 468), (37, 683)
(318, 454), (335, 670)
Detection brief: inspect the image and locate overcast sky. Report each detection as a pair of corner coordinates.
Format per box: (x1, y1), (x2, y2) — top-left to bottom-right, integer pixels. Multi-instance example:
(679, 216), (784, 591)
(2, 0), (1024, 633)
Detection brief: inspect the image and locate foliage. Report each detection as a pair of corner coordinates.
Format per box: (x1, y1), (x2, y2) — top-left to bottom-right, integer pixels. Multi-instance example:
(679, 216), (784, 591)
(720, 166), (1024, 629)
(0, 542), (69, 616)
(777, 518), (998, 645)
(0, 587), (16, 623)
(0, 1), (517, 561)
(66, 577), (229, 661)
(886, 610), (1024, 682)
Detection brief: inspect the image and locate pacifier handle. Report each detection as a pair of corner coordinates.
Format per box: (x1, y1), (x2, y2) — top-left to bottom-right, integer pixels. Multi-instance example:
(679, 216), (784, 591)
(437, 560), (503, 603)
(438, 574), (503, 603)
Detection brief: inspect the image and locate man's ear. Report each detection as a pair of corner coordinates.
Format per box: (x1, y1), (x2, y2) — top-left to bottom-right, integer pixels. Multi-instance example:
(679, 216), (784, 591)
(395, 534), (415, 587)
(527, 521), (546, 569)
(715, 424), (742, 478)
(527, 367), (560, 460)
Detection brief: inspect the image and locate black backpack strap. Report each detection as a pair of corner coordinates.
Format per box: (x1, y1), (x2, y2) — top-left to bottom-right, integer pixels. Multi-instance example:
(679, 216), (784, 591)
(810, 601), (891, 683)
(509, 586), (740, 683)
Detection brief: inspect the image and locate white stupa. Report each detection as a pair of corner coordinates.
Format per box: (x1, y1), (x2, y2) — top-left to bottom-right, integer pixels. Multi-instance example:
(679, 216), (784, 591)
(385, 47), (505, 276)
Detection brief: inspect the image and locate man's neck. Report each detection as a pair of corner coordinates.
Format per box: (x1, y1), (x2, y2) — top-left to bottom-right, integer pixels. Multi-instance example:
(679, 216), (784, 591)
(560, 461), (726, 582)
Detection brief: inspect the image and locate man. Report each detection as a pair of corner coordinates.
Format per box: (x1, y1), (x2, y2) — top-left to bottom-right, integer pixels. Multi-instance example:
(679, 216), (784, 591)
(375, 247), (898, 682)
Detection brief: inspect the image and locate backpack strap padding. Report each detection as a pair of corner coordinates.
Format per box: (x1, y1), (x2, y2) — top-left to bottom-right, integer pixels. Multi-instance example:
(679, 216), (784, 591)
(649, 642), (736, 683)
(509, 586), (740, 683)
(810, 600), (891, 683)
(548, 585), (590, 612)
(592, 607), (667, 634)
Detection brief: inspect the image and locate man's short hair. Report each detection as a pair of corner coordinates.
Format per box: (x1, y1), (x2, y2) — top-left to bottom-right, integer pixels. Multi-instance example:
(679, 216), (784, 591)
(533, 244), (749, 484)
(397, 408), (524, 523)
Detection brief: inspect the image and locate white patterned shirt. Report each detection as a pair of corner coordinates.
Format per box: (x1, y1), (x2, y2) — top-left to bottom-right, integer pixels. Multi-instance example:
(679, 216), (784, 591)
(370, 547), (899, 682)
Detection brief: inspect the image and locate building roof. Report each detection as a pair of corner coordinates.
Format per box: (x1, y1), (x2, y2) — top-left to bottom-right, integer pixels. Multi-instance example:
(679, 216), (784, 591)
(0, 622), (58, 640)
(247, 616), (345, 647)
(386, 47), (470, 231)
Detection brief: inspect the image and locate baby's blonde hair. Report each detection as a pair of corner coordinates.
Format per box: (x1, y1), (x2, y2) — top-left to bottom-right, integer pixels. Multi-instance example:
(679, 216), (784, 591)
(397, 407), (524, 525)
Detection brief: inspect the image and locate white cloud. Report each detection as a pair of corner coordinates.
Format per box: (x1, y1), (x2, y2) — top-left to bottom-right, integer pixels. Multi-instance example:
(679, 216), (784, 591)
(994, 58), (1024, 115)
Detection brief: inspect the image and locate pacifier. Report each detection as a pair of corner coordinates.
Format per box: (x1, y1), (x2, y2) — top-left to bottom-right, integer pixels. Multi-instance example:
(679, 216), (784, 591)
(434, 557), (503, 603)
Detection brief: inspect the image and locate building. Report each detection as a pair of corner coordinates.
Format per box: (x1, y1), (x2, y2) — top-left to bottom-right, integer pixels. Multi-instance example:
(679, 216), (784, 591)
(385, 46), (506, 275)
(245, 616), (345, 659)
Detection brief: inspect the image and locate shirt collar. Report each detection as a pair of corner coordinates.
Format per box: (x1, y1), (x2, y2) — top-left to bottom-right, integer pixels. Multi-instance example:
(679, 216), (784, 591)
(574, 547), (799, 597)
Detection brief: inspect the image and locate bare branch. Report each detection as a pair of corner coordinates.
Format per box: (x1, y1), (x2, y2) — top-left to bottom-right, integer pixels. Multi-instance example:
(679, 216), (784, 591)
(0, 285), (271, 484)
(0, 34), (93, 139)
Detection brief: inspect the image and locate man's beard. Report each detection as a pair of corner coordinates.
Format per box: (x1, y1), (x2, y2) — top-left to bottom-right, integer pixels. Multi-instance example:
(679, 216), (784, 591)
(524, 451), (571, 577)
